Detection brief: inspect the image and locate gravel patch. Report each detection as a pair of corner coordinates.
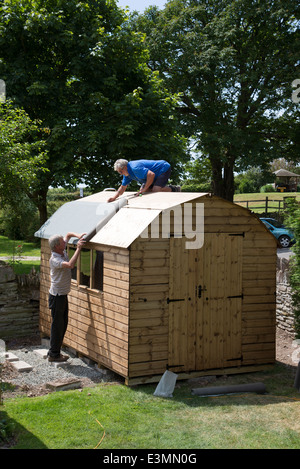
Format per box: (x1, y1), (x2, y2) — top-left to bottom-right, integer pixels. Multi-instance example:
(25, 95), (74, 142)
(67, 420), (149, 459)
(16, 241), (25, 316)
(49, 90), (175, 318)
(1, 338), (122, 398)
(8, 346), (105, 386)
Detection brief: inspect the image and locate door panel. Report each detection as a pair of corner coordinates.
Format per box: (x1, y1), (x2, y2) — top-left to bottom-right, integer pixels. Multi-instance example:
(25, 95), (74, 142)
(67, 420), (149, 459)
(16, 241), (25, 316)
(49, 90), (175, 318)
(169, 233), (242, 372)
(168, 238), (195, 372)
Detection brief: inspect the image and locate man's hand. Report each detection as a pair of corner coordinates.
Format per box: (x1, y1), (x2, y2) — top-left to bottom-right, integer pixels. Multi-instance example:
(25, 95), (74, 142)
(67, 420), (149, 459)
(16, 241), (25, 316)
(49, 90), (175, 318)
(134, 170), (155, 196)
(77, 238), (86, 250)
(134, 190), (143, 197)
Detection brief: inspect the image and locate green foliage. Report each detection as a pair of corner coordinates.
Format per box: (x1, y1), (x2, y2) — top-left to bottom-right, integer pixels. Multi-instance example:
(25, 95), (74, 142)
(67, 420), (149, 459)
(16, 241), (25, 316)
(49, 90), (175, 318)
(0, 0), (187, 223)
(235, 167), (274, 194)
(181, 182), (212, 192)
(0, 414), (15, 444)
(260, 184), (275, 193)
(181, 154), (212, 188)
(285, 200), (300, 337)
(1, 195), (40, 241)
(0, 101), (48, 205)
(133, 0), (299, 200)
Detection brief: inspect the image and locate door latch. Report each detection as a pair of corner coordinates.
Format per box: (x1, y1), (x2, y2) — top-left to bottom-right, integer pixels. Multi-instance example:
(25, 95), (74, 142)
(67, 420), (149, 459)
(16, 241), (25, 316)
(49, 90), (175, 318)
(196, 285), (207, 298)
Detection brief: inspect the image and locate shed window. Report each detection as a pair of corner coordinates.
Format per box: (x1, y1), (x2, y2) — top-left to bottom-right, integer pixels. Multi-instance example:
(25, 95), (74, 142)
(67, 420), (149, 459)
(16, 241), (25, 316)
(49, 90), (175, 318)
(68, 247), (77, 281)
(92, 250), (104, 291)
(80, 248), (91, 287)
(68, 246), (104, 292)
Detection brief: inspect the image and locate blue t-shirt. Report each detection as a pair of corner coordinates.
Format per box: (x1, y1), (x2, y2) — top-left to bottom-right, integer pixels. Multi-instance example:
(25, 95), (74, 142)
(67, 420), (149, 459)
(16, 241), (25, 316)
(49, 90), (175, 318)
(121, 160), (170, 186)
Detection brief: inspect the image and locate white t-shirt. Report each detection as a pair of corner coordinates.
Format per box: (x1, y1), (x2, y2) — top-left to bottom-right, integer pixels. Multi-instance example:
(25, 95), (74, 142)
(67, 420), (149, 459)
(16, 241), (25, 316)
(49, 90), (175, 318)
(49, 250), (72, 295)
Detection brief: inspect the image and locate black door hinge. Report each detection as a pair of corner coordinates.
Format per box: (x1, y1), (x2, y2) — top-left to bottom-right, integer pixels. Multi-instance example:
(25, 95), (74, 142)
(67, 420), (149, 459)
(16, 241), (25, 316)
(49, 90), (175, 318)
(167, 298), (185, 304)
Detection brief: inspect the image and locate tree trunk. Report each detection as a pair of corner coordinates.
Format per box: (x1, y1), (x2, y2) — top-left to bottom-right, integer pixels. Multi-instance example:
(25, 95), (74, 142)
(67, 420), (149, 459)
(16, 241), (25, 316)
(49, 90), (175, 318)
(28, 188), (48, 226)
(210, 155), (235, 202)
(223, 159), (235, 202)
(38, 195), (48, 226)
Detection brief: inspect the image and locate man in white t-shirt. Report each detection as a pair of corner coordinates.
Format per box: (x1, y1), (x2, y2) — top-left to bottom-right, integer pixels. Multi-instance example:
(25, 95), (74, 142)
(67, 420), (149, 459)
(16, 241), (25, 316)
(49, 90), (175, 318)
(48, 232), (86, 362)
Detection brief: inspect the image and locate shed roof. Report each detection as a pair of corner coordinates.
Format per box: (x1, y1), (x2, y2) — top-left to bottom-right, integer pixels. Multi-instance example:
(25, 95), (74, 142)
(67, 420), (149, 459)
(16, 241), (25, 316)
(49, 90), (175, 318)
(35, 190), (273, 248)
(90, 192), (208, 248)
(35, 191), (208, 246)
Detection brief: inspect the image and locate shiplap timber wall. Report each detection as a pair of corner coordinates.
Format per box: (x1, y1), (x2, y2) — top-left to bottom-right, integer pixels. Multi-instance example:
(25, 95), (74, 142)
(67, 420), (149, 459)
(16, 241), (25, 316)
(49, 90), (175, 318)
(39, 239), (130, 377)
(129, 238), (170, 378)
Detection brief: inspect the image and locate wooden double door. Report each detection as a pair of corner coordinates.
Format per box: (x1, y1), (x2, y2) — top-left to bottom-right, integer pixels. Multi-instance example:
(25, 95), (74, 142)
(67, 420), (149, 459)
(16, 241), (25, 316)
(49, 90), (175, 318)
(168, 233), (243, 373)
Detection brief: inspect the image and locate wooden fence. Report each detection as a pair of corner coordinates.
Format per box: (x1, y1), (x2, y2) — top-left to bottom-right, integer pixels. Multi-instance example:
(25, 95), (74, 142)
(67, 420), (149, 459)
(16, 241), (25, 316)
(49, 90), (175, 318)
(235, 196), (297, 214)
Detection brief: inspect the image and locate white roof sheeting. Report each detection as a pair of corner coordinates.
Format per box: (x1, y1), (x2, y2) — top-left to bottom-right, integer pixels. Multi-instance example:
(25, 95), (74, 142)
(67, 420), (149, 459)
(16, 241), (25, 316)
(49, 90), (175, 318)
(126, 191), (207, 210)
(34, 196), (128, 244)
(90, 207), (161, 248)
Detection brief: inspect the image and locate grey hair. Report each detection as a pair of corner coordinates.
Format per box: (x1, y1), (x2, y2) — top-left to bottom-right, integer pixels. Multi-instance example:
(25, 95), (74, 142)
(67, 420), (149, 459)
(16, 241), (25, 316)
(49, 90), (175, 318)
(49, 234), (63, 251)
(114, 159), (128, 171)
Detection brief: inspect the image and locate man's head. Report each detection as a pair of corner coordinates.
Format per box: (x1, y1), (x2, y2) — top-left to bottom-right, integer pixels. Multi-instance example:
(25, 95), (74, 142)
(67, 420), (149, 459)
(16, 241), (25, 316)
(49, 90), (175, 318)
(114, 159), (129, 175)
(49, 235), (65, 254)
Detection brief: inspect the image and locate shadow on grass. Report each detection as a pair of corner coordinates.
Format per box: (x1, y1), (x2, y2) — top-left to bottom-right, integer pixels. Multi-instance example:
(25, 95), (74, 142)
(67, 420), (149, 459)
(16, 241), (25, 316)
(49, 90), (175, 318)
(132, 362), (300, 408)
(0, 408), (47, 449)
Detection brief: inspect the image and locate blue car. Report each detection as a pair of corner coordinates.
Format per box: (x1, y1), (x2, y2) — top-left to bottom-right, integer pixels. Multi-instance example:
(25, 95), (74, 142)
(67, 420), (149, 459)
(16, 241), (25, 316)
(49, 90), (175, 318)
(260, 218), (295, 248)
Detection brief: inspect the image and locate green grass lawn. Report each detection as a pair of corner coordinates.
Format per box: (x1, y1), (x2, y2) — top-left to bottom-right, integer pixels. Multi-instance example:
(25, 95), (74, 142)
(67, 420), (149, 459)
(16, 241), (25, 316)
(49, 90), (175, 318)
(0, 235), (40, 274)
(12, 261), (40, 275)
(234, 192), (300, 202)
(1, 364), (300, 449)
(0, 235), (40, 258)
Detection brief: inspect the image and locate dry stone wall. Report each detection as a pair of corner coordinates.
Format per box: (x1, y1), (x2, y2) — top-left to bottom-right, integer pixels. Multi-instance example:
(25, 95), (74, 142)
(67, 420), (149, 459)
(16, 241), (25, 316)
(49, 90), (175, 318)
(276, 255), (295, 334)
(0, 261), (40, 339)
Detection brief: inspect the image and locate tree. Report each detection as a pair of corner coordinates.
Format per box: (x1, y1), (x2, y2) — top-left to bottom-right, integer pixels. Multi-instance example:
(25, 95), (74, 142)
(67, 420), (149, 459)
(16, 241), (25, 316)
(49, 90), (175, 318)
(234, 166), (274, 194)
(0, 0), (186, 224)
(132, 0), (299, 200)
(0, 101), (48, 206)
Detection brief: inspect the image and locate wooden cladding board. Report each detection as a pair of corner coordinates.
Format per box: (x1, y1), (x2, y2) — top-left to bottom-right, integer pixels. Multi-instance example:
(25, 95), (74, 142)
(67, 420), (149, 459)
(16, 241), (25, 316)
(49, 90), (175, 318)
(128, 238), (169, 378)
(39, 239), (130, 377)
(241, 231), (276, 364)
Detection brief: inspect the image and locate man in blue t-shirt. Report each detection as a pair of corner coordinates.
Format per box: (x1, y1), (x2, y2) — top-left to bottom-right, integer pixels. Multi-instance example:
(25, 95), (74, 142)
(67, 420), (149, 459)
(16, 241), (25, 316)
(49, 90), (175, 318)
(107, 159), (180, 202)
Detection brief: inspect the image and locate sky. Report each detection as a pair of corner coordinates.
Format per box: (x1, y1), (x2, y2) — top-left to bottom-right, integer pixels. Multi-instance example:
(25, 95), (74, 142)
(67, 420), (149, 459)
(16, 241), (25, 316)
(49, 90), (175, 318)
(117, 0), (167, 12)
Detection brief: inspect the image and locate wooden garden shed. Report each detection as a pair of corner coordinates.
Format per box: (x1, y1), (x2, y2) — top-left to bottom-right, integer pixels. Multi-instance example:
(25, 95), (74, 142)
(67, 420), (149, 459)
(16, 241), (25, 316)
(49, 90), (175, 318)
(35, 191), (277, 384)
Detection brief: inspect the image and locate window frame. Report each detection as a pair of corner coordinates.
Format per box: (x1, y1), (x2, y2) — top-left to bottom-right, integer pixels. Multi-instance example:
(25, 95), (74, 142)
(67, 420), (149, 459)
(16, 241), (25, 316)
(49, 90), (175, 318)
(68, 245), (104, 293)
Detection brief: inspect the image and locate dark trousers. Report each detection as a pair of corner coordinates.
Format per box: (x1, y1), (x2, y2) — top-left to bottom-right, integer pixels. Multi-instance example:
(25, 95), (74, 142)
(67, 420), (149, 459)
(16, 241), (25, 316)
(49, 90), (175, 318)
(48, 293), (69, 358)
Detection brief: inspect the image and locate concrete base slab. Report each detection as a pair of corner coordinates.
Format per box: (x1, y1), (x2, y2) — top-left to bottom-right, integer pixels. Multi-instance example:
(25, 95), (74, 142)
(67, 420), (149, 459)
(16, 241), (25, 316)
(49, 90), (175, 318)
(49, 360), (69, 368)
(34, 349), (48, 359)
(5, 352), (19, 362)
(12, 360), (33, 372)
(46, 379), (81, 392)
